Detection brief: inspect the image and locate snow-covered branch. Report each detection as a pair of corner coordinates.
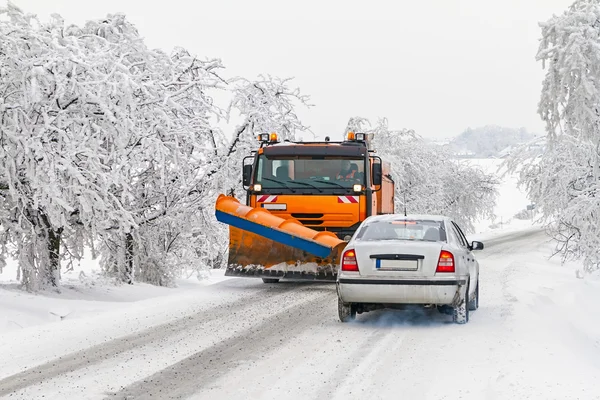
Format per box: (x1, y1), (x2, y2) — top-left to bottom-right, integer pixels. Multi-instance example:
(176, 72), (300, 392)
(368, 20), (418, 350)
(348, 117), (498, 232)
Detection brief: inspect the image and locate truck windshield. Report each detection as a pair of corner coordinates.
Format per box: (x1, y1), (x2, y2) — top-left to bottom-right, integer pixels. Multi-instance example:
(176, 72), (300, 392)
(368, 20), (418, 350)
(255, 155), (365, 189)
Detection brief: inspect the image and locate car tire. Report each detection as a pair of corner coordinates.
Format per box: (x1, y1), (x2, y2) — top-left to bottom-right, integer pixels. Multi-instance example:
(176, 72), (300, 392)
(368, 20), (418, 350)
(262, 278), (280, 284)
(468, 281), (479, 311)
(338, 298), (356, 323)
(453, 284), (470, 324)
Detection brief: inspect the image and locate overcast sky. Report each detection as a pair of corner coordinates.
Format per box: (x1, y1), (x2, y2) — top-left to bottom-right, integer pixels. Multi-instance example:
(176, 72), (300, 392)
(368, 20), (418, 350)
(3, 0), (575, 140)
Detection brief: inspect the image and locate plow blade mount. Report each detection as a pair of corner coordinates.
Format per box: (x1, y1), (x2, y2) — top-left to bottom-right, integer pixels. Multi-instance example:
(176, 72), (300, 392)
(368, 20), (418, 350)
(215, 194), (347, 281)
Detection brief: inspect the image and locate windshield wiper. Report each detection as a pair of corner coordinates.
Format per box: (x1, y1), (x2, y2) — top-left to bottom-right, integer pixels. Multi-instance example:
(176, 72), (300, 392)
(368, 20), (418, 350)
(261, 177), (296, 193)
(313, 180), (346, 189)
(286, 180), (323, 193)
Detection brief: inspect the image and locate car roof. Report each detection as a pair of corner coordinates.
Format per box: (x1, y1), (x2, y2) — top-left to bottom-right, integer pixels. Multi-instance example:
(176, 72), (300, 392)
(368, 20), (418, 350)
(363, 214), (451, 223)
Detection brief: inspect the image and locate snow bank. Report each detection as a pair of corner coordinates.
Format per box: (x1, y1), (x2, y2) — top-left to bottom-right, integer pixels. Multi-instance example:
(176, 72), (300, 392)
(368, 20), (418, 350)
(0, 252), (232, 335)
(0, 268), (241, 379)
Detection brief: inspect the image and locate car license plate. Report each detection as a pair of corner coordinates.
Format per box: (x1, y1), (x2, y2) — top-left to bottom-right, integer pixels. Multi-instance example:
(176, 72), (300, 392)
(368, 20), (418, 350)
(376, 259), (418, 271)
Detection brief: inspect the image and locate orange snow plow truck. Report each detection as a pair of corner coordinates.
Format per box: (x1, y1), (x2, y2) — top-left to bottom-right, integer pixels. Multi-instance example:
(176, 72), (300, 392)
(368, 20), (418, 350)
(215, 132), (395, 282)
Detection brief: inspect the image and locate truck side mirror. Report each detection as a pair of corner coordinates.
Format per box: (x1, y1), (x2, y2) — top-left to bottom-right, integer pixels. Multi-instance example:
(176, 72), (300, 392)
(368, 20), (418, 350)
(372, 163), (382, 186)
(243, 164), (253, 186)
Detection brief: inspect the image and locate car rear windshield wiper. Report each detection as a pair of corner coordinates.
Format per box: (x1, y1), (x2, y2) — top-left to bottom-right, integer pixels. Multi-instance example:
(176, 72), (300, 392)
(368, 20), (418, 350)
(260, 177), (296, 193)
(286, 180), (323, 193)
(313, 180), (346, 189)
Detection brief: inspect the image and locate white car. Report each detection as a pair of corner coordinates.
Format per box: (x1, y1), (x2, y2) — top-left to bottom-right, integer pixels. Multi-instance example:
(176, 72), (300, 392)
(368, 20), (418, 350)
(336, 214), (483, 324)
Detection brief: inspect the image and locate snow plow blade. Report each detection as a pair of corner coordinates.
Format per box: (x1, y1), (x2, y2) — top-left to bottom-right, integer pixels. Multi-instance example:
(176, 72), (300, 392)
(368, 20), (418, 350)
(215, 194), (347, 281)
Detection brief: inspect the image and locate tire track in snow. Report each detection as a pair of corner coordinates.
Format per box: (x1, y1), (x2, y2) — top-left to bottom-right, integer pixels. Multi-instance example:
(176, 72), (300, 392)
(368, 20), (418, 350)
(0, 282), (329, 397)
(476, 229), (548, 320)
(499, 261), (520, 318)
(478, 228), (547, 257)
(324, 325), (410, 400)
(109, 289), (335, 400)
(178, 230), (551, 400)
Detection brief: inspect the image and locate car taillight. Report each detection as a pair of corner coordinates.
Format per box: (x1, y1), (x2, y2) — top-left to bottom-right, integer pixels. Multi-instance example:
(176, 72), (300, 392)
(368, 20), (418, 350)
(436, 250), (455, 273)
(341, 249), (359, 272)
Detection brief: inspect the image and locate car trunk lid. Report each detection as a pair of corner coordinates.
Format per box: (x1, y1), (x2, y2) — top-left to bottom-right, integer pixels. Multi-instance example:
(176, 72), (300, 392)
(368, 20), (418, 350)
(353, 241), (444, 278)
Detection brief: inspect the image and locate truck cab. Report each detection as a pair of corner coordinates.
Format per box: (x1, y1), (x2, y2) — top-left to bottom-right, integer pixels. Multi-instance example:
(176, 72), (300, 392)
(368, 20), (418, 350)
(242, 132), (395, 240)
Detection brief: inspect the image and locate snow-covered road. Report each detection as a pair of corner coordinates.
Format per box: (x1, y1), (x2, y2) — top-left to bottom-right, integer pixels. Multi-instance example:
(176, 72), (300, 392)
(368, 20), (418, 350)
(1, 227), (599, 400)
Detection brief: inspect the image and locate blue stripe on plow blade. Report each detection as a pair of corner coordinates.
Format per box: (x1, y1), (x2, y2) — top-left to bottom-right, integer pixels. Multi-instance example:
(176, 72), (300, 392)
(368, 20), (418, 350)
(215, 210), (333, 258)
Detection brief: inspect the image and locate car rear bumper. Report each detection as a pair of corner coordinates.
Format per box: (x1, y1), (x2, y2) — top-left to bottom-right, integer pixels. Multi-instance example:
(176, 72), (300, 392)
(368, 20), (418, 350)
(337, 276), (468, 305)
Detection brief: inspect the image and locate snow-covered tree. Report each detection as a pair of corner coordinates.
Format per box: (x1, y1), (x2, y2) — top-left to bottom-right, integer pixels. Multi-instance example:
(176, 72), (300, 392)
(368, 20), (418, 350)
(74, 18), (229, 286)
(505, 0), (600, 274)
(0, 3), (314, 289)
(0, 4), (229, 288)
(0, 4), (138, 290)
(216, 75), (312, 198)
(347, 118), (498, 232)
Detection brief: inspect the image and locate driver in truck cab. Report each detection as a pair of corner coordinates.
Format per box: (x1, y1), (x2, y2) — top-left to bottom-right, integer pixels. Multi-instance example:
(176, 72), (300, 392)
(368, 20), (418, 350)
(337, 160), (357, 180)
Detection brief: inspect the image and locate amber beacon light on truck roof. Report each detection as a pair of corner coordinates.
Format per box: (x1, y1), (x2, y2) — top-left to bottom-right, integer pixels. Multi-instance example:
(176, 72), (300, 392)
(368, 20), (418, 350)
(257, 132), (280, 143)
(257, 131), (369, 145)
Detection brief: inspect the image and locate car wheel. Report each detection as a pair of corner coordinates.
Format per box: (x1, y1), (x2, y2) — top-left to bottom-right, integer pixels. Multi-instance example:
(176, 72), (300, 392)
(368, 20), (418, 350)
(262, 278), (280, 284)
(468, 281), (479, 311)
(453, 284), (470, 324)
(338, 298), (356, 323)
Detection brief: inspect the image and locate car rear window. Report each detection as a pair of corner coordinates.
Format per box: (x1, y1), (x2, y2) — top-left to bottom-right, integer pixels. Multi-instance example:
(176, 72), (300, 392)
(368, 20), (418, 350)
(355, 219), (447, 242)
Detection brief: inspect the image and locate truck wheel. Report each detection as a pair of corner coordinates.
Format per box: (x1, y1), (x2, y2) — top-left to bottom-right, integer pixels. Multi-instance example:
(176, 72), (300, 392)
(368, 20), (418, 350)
(262, 278), (280, 284)
(453, 284), (470, 324)
(338, 298), (356, 322)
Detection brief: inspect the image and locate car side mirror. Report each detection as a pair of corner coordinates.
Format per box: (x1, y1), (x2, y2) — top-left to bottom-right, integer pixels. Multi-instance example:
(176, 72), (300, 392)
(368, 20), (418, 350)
(372, 164), (382, 186)
(471, 241), (484, 251)
(242, 164), (253, 186)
